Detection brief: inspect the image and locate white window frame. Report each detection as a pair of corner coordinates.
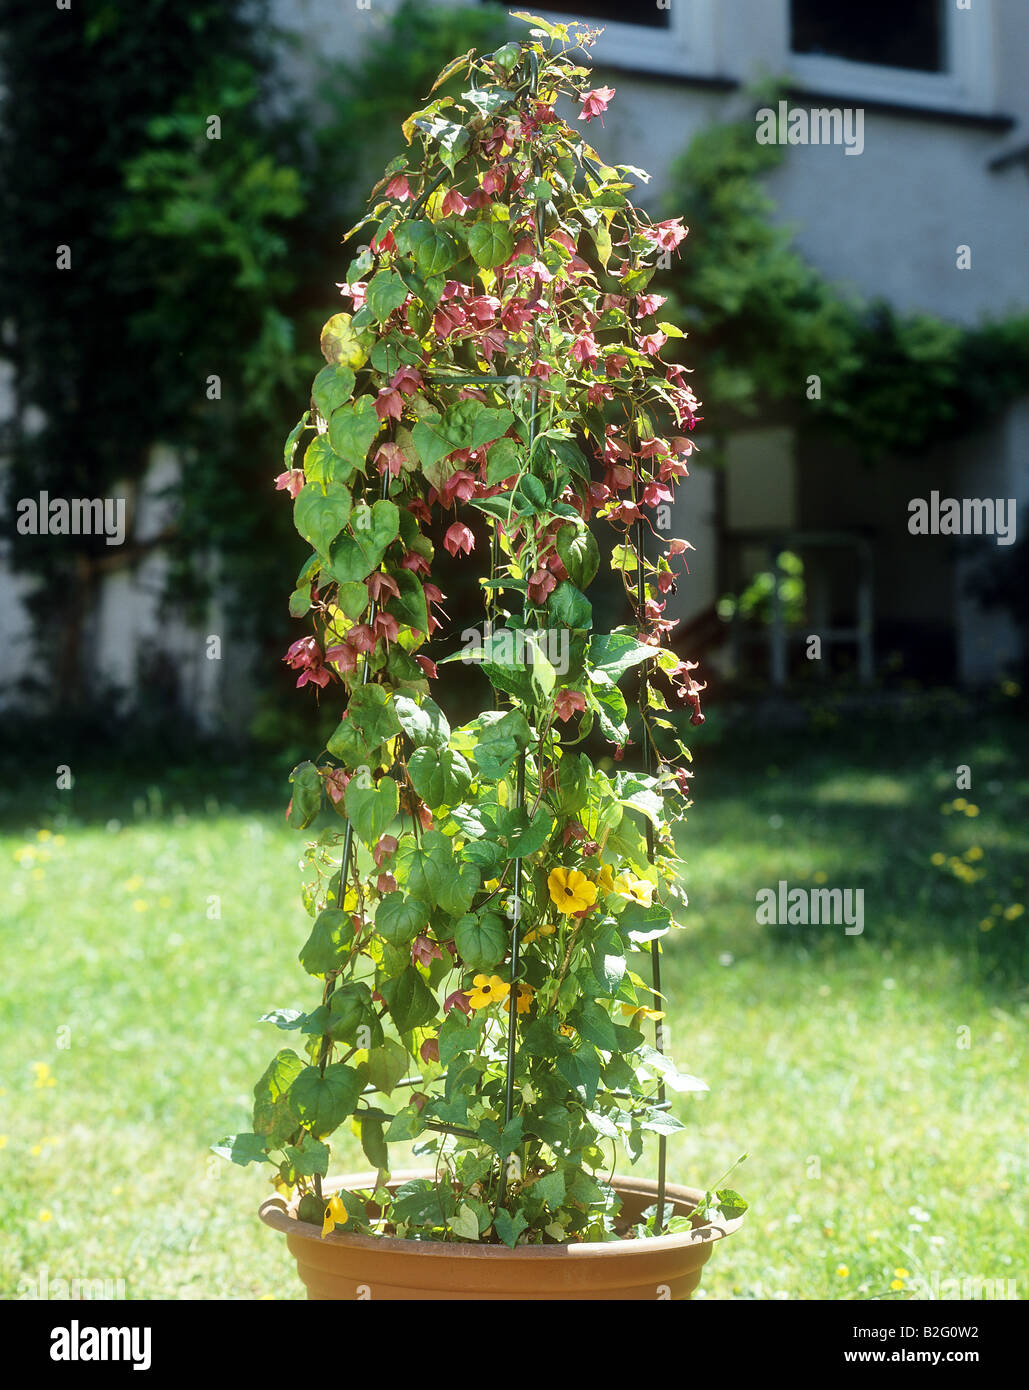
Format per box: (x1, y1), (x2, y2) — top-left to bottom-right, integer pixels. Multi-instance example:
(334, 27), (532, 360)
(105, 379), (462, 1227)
(787, 0), (996, 114)
(527, 1), (716, 79)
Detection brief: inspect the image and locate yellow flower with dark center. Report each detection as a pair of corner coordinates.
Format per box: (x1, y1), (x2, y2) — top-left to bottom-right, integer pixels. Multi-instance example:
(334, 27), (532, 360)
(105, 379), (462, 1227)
(558, 1023), (576, 1038)
(547, 867), (598, 915)
(321, 1193), (347, 1239)
(465, 974), (510, 1010)
(522, 922), (556, 944)
(614, 873), (654, 907)
(505, 982), (535, 1015)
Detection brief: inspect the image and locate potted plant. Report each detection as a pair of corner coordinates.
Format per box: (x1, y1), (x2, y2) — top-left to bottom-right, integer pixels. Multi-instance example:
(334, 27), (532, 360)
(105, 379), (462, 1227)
(217, 12), (746, 1300)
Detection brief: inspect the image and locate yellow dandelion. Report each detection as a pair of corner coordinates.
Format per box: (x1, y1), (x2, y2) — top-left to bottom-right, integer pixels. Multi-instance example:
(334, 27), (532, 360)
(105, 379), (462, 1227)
(30, 1144), (42, 1157)
(39, 1209), (52, 1223)
(132, 899), (149, 913)
(836, 1265), (849, 1278)
(890, 1278), (905, 1290)
(894, 1267), (910, 1278)
(547, 867), (598, 915)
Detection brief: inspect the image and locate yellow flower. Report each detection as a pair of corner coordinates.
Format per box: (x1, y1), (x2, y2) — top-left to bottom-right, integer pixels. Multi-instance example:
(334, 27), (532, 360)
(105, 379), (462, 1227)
(32, 1063), (56, 1090)
(952, 798), (967, 811)
(979, 918), (994, 932)
(465, 974), (510, 1010)
(964, 804), (980, 818)
(930, 852), (945, 866)
(36, 828), (52, 842)
(836, 1265), (849, 1278)
(321, 1193), (347, 1239)
(890, 1278), (905, 1290)
(558, 1023), (576, 1038)
(597, 864), (616, 893)
(505, 982), (535, 1015)
(1003, 904), (1024, 920)
(620, 1001), (665, 1025)
(0, 1136), (7, 1149)
(964, 846), (983, 861)
(30, 1144), (42, 1157)
(614, 873), (654, 907)
(484, 878), (502, 893)
(894, 1267), (910, 1278)
(39, 1209), (52, 1223)
(122, 875), (144, 892)
(522, 922), (555, 944)
(547, 867), (598, 915)
(132, 899), (148, 913)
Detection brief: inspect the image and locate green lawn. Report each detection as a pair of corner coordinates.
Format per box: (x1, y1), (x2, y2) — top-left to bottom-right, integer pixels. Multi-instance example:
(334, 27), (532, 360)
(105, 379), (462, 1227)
(1, 701), (1025, 1300)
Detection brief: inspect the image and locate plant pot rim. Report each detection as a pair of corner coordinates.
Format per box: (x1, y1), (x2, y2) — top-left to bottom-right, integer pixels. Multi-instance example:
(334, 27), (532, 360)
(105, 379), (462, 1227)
(259, 1168), (744, 1260)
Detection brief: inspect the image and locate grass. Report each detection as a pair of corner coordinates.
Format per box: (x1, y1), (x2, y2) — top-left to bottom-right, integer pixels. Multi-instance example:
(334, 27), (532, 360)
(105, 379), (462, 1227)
(0, 700), (1025, 1300)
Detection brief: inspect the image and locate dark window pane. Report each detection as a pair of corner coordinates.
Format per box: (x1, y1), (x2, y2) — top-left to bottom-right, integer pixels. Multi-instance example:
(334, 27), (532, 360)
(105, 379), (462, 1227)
(506, 1), (671, 30)
(790, 0), (944, 72)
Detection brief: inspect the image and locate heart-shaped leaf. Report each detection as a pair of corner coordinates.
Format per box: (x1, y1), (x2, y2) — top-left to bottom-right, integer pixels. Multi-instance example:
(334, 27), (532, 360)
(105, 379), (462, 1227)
(326, 499), (400, 584)
(290, 1062), (362, 1138)
(294, 482), (352, 556)
(344, 775), (399, 846)
(299, 908), (356, 977)
(454, 912), (508, 970)
(328, 396), (380, 470)
(320, 312), (373, 368)
(312, 363), (356, 417)
(468, 220), (514, 269)
(408, 746), (472, 809)
(376, 893), (431, 946)
(365, 269), (409, 323)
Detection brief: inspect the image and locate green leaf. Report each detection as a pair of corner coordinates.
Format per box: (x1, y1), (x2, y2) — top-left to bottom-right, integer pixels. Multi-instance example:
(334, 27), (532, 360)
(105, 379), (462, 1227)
(312, 364), (356, 417)
(299, 908), (355, 977)
(320, 312), (373, 368)
(359, 1114), (389, 1171)
(303, 435), (352, 487)
(394, 695), (450, 750)
(385, 569), (429, 636)
(716, 1189), (749, 1220)
(344, 775), (399, 846)
(408, 746), (472, 809)
(293, 482), (352, 556)
(284, 414), (309, 467)
(472, 709), (531, 779)
(500, 805), (554, 859)
(385, 1105), (427, 1142)
(365, 269), (409, 323)
(589, 633), (653, 681)
(454, 912), (507, 970)
(556, 523), (600, 590)
(376, 893), (430, 946)
(437, 1007), (483, 1067)
(346, 683), (402, 751)
(326, 500), (400, 584)
(371, 331), (424, 376)
(280, 1137), (330, 1179)
(395, 219), (461, 276)
(468, 220), (514, 269)
(410, 399), (481, 469)
(287, 762), (322, 830)
(548, 581), (592, 630)
(493, 1206), (528, 1248)
(534, 1170), (566, 1208)
(252, 1049), (304, 1146)
(485, 436), (522, 483)
(365, 1039), (410, 1097)
(291, 1063), (362, 1138)
(471, 406), (514, 450)
(327, 396), (380, 470)
(211, 1132), (272, 1167)
(380, 966), (438, 1032)
(449, 1202), (481, 1240)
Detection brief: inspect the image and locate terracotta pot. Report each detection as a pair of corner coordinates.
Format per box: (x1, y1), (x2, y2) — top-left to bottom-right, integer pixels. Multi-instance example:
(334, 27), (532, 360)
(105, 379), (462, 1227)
(259, 1169), (742, 1300)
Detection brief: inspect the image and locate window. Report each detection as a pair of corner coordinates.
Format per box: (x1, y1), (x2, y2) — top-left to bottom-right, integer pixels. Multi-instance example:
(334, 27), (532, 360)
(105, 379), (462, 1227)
(544, 1), (670, 31)
(487, 1), (715, 78)
(790, 0), (943, 74)
(787, 0), (995, 114)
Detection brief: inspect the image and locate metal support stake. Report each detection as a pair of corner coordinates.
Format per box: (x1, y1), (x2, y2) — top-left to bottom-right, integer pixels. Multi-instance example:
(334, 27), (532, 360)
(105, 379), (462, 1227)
(635, 515), (668, 1230)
